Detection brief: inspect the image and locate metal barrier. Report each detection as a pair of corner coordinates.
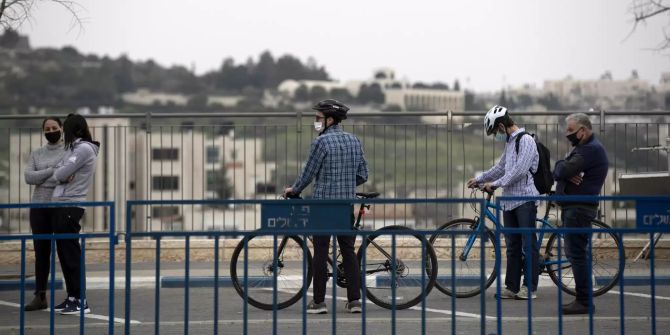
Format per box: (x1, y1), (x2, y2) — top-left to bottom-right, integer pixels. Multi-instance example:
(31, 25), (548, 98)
(1, 110), (668, 234)
(0, 201), (116, 335)
(495, 195), (670, 335)
(1, 196), (669, 333)
(123, 197), (491, 335)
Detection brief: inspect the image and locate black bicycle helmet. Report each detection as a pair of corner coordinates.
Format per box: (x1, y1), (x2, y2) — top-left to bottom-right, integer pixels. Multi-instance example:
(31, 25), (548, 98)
(312, 99), (349, 120)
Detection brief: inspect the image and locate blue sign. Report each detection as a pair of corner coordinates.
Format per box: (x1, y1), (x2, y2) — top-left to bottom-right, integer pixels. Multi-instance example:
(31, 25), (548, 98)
(636, 200), (670, 230)
(260, 202), (353, 232)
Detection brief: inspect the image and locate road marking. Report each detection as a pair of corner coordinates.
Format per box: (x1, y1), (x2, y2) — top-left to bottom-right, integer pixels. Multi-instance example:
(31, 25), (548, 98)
(0, 299), (141, 324)
(608, 290), (670, 301)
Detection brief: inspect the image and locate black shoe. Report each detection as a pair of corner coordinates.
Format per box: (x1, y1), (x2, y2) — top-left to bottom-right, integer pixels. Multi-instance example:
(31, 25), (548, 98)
(53, 297), (71, 312)
(562, 300), (592, 315)
(59, 298), (90, 315)
(24, 293), (47, 311)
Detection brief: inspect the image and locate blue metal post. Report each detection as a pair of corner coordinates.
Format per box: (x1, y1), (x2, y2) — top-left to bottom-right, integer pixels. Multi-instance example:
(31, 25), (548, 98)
(109, 203), (116, 335)
(184, 236), (190, 335)
(588, 234), (594, 334)
(243, 237), (248, 335)
(331, 235), (338, 335)
(421, 233), (426, 335)
(494, 202), (502, 335)
(391, 233), (396, 335)
(451, 234), (456, 335)
(617, 233), (626, 334)
(302, 235), (307, 335)
(525, 232), (532, 335)
(214, 236), (219, 335)
(273, 234), (278, 335)
(155, 237), (161, 335)
(650, 232), (657, 335)
(479, 207), (486, 335)
(20, 239), (26, 335)
(50, 237), (56, 335)
(124, 206), (133, 335)
(557, 232), (563, 335)
(361, 235), (367, 335)
(80, 237), (86, 335)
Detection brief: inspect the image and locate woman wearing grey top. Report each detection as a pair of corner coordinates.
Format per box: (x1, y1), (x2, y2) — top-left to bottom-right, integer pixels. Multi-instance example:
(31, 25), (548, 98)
(23, 117), (66, 311)
(50, 113), (100, 315)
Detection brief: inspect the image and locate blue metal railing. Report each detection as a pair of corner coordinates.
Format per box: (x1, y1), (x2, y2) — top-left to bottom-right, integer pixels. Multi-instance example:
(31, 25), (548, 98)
(3, 196), (669, 334)
(123, 198), (487, 335)
(0, 201), (115, 335)
(495, 195), (670, 335)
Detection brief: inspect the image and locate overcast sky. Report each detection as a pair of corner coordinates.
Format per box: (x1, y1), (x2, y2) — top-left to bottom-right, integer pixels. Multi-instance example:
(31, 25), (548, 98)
(16, 0), (669, 92)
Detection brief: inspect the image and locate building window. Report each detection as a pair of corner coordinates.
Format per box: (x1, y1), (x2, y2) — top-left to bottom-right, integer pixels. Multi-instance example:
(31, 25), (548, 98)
(152, 148), (179, 160)
(152, 176), (179, 191)
(206, 146), (220, 163)
(151, 206), (179, 218)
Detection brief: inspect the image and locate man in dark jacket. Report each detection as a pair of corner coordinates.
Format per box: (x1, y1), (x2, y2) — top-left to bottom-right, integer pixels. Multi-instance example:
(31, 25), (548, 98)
(554, 112), (608, 315)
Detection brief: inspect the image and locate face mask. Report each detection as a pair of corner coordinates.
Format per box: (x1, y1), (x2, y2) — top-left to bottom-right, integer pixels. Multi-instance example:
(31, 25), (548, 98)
(566, 129), (581, 146)
(314, 122), (323, 132)
(495, 132), (507, 142)
(45, 131), (61, 144)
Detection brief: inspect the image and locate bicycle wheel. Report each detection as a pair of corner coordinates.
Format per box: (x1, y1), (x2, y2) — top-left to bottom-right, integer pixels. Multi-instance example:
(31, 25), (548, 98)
(357, 225), (437, 310)
(545, 220), (623, 297)
(230, 234), (313, 310)
(429, 218), (498, 298)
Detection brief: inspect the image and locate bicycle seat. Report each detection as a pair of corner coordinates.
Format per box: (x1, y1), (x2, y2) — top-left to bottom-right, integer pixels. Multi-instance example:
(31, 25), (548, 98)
(356, 192), (380, 199)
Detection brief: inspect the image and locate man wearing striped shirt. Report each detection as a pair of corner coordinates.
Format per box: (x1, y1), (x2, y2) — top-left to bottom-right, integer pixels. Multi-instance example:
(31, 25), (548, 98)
(284, 99), (368, 314)
(467, 105), (540, 300)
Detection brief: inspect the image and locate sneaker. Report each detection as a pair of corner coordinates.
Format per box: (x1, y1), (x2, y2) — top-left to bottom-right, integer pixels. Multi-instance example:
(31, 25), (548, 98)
(59, 297), (90, 315)
(345, 300), (362, 313)
(515, 286), (537, 300)
(24, 293), (47, 311)
(306, 300), (327, 314)
(494, 288), (517, 299)
(53, 297), (71, 312)
(562, 300), (592, 315)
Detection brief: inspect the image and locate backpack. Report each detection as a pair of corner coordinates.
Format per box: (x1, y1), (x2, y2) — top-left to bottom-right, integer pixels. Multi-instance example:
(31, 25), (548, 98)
(515, 132), (554, 194)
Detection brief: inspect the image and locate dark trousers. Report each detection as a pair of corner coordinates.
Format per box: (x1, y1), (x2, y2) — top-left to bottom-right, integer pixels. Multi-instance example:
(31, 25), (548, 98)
(29, 208), (57, 295)
(562, 206), (598, 304)
(53, 207), (85, 299)
(502, 201), (539, 293)
(312, 235), (361, 304)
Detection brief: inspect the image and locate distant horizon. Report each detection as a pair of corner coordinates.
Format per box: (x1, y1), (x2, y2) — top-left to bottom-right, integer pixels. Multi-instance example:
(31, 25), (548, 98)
(15, 0), (669, 93)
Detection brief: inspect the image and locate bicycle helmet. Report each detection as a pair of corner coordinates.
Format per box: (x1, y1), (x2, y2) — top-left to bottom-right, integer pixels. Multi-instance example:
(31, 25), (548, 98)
(312, 99), (349, 120)
(484, 105), (509, 136)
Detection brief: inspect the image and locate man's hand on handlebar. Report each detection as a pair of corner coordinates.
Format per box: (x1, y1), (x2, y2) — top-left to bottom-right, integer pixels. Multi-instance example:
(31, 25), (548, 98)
(466, 178), (477, 189)
(467, 179), (497, 194)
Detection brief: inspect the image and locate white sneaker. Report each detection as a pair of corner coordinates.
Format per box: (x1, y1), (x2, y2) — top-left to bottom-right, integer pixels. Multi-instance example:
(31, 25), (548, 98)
(515, 286), (537, 300)
(495, 288), (517, 299)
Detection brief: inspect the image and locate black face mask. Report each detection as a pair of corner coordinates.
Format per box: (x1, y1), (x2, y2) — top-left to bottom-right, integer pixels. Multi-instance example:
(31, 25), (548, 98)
(566, 130), (581, 147)
(45, 131), (61, 144)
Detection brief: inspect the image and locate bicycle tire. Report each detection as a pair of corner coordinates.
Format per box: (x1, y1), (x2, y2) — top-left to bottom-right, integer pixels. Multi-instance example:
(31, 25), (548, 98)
(357, 225), (438, 310)
(230, 234), (313, 310)
(429, 218), (498, 298)
(545, 219), (624, 297)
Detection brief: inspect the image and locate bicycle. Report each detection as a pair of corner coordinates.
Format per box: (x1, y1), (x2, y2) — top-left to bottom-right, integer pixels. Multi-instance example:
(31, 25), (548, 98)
(429, 186), (624, 298)
(229, 192), (438, 310)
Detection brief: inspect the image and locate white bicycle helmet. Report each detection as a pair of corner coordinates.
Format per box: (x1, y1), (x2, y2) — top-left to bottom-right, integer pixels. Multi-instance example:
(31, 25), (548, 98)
(484, 105), (509, 136)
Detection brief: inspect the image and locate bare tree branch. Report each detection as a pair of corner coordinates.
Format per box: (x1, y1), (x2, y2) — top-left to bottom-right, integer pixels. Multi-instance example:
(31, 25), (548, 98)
(0, 0), (84, 32)
(628, 0), (670, 50)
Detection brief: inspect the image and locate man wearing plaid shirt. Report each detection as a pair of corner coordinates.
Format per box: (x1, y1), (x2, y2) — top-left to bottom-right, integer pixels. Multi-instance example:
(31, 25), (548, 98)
(284, 99), (368, 314)
(467, 105), (540, 300)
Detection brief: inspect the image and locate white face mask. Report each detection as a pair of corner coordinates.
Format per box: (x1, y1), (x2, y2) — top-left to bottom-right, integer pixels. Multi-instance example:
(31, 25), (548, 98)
(314, 121), (323, 132)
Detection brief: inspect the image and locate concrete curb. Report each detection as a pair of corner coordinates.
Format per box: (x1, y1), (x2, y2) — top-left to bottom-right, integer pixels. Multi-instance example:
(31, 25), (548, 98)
(4, 275), (670, 291)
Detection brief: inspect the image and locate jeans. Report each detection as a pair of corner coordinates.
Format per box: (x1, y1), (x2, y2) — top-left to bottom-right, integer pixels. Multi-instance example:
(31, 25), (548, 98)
(562, 206), (598, 304)
(502, 201), (539, 293)
(29, 208), (57, 295)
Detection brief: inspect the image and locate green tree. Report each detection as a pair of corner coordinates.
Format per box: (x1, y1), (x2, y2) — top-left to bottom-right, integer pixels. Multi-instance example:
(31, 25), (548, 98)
(357, 83), (385, 104)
